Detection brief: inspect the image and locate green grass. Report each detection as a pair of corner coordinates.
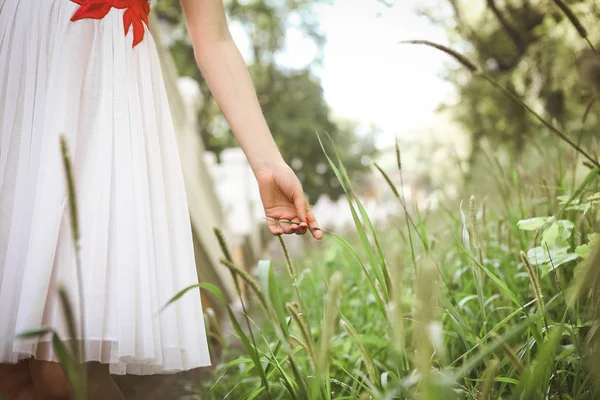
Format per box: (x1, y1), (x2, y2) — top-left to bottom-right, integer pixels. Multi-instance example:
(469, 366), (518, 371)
(191, 131), (600, 399)
(44, 125), (599, 399)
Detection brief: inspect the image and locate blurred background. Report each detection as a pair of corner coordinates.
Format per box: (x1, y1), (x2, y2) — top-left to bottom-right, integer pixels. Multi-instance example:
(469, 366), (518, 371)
(148, 0), (600, 315)
(114, 0), (600, 397)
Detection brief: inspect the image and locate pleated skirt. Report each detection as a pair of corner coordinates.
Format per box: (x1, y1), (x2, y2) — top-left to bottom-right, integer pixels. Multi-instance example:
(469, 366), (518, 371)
(0, 0), (211, 375)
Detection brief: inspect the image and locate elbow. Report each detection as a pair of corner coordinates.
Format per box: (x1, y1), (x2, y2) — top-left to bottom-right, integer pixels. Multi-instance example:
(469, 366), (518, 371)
(192, 28), (233, 61)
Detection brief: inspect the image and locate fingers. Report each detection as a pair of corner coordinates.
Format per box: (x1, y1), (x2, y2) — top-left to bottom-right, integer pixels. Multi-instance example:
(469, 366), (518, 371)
(293, 190), (308, 222)
(292, 192), (323, 240)
(306, 210), (323, 240)
(279, 219), (297, 235)
(266, 191), (321, 240)
(267, 217), (284, 236)
(292, 217), (308, 236)
(266, 217), (309, 236)
(267, 218), (298, 235)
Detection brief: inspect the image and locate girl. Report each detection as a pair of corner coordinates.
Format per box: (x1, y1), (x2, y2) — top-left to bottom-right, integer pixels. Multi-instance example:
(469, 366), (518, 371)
(0, 0), (322, 398)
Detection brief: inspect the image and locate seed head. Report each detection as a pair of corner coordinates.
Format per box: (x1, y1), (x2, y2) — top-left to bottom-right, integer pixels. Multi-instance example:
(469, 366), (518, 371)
(401, 40), (478, 73)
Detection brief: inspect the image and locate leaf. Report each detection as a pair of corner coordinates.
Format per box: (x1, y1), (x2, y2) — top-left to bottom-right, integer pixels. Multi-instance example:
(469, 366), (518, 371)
(316, 131), (388, 300)
(575, 233), (600, 259)
(556, 220), (575, 239)
(159, 283), (225, 314)
(517, 216), (554, 231)
(526, 245), (579, 276)
(257, 260), (288, 335)
(575, 243), (590, 259)
(566, 203), (591, 214)
(327, 232), (387, 319)
(588, 192), (600, 202)
(542, 252), (579, 276)
(521, 325), (564, 398)
(226, 306), (271, 394)
(558, 167), (600, 216)
(15, 328), (54, 339)
(57, 287), (80, 361)
(459, 243), (522, 307)
(541, 220), (574, 248)
(245, 386), (266, 400)
(527, 245), (578, 269)
(556, 195), (573, 205)
(541, 222), (560, 248)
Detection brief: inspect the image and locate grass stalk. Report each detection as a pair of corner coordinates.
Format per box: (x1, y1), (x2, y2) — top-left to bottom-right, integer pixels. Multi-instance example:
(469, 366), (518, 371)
(401, 40), (600, 169)
(315, 271), (344, 399)
(59, 136), (87, 399)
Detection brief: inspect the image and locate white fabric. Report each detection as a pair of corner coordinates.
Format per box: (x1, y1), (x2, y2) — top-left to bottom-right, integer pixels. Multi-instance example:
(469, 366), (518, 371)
(0, 0), (211, 375)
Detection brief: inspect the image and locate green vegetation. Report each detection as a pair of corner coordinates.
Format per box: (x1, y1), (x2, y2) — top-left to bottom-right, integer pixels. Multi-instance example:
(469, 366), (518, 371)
(417, 0), (600, 163)
(190, 131), (599, 398)
(36, 108), (600, 399)
(185, 2), (600, 396)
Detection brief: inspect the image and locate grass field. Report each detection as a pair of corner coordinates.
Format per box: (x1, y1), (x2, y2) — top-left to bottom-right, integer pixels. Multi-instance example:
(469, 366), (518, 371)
(190, 128), (600, 399)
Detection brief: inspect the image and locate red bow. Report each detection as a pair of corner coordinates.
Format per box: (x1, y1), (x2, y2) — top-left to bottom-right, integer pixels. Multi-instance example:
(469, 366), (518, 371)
(70, 0), (151, 48)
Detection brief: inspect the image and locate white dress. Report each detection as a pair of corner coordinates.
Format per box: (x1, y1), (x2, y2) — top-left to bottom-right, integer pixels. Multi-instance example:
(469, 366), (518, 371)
(0, 0), (211, 375)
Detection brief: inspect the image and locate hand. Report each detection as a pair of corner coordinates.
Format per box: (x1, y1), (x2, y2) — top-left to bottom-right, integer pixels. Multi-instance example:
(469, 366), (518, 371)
(255, 163), (323, 240)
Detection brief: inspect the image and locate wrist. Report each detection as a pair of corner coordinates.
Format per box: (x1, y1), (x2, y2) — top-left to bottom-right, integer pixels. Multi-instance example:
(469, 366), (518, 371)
(252, 155), (287, 177)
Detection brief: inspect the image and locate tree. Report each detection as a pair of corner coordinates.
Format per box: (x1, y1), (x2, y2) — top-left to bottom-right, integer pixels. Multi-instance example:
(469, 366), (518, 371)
(153, 0), (377, 201)
(416, 0), (600, 164)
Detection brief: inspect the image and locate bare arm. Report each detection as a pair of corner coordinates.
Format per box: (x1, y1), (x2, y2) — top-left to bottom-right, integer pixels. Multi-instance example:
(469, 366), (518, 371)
(179, 0), (282, 175)
(179, 0), (322, 239)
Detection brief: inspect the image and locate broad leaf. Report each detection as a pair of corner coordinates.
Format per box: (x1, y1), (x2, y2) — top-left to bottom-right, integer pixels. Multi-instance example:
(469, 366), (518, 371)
(517, 216), (554, 231)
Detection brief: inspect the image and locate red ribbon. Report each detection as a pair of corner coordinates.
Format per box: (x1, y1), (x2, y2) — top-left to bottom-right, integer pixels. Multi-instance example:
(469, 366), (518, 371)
(70, 0), (150, 48)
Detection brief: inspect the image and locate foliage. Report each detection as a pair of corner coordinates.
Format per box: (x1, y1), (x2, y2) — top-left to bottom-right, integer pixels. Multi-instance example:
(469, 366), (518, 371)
(178, 14), (600, 391)
(153, 0), (377, 200)
(186, 129), (600, 399)
(27, 118), (600, 400)
(416, 0), (600, 163)
(518, 185), (600, 275)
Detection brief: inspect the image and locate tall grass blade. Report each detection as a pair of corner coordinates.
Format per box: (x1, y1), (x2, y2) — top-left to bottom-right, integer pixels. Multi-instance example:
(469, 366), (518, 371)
(16, 328), (85, 400)
(480, 359), (500, 400)
(57, 286), (80, 362)
(257, 260), (288, 335)
(59, 135), (87, 399)
(558, 166), (600, 217)
(323, 131), (393, 296)
(159, 282), (225, 314)
(402, 41), (600, 169)
(287, 301), (317, 370)
(458, 242), (522, 307)
(521, 325), (564, 398)
(226, 305), (272, 397)
(327, 232), (387, 319)
(315, 131), (389, 300)
(315, 271), (344, 400)
(341, 319), (378, 388)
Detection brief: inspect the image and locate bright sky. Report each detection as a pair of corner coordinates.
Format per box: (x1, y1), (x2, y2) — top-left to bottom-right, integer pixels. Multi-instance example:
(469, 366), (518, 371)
(230, 0), (455, 147)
